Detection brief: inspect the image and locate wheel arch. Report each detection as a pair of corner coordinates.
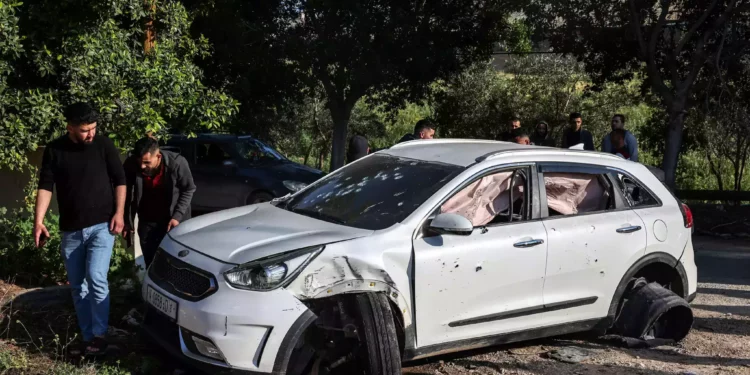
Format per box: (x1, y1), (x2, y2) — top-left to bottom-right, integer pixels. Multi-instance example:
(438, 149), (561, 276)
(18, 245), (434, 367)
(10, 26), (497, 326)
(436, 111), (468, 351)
(607, 251), (689, 320)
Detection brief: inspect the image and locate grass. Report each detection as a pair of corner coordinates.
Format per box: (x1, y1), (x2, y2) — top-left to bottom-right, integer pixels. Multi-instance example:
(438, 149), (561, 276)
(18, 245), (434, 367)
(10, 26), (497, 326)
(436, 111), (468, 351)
(0, 279), (181, 375)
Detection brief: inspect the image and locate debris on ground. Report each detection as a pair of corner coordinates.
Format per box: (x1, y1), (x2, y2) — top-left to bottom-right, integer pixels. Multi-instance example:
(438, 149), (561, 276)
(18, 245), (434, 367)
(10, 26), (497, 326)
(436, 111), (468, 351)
(545, 347), (594, 363)
(122, 307), (142, 327)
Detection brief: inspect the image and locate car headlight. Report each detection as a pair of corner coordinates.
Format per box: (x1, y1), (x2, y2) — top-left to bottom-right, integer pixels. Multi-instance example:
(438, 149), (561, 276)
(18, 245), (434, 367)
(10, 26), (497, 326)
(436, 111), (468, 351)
(224, 246), (323, 291)
(283, 180), (307, 192)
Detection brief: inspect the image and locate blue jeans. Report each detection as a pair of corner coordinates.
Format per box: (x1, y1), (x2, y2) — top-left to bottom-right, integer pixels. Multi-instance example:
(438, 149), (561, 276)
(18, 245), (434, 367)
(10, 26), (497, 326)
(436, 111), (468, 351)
(61, 222), (115, 342)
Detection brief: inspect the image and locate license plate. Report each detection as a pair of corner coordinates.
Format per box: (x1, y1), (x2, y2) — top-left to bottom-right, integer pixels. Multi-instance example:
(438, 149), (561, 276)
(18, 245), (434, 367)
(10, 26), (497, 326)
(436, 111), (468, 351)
(147, 286), (178, 320)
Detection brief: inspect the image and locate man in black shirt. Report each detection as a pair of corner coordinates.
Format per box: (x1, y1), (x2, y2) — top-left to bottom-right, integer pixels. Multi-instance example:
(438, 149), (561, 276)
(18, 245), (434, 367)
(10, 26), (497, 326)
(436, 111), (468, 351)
(499, 118), (522, 142)
(398, 119), (436, 143)
(561, 112), (595, 150)
(34, 102), (126, 356)
(123, 137), (196, 267)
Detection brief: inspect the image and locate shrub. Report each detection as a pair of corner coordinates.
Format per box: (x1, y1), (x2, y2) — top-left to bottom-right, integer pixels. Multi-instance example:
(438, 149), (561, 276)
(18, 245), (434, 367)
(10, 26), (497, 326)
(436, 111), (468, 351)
(0, 172), (134, 287)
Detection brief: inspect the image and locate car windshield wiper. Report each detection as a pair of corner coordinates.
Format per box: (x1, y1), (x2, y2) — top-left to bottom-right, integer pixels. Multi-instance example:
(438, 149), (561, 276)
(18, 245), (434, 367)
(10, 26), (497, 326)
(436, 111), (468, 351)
(289, 207), (348, 226)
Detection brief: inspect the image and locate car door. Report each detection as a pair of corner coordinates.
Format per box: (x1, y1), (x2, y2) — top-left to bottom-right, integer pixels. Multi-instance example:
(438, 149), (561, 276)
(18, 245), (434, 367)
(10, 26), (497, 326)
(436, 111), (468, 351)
(539, 163), (646, 324)
(414, 165), (549, 347)
(611, 171), (688, 257)
(192, 142), (244, 211)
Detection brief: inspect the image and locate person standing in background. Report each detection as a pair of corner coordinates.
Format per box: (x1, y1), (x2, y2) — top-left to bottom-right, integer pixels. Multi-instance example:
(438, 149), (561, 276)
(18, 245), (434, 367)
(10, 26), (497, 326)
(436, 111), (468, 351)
(514, 133), (532, 145)
(530, 121), (556, 147)
(500, 117), (522, 142)
(609, 129), (632, 160)
(561, 112), (594, 150)
(398, 119), (436, 143)
(601, 114), (639, 162)
(346, 135), (369, 164)
(34, 102), (126, 356)
(123, 137), (195, 267)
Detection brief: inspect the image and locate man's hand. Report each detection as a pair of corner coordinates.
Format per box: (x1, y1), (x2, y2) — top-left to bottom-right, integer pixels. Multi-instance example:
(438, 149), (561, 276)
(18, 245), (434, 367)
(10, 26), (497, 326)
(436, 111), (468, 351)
(167, 219), (180, 232)
(34, 222), (50, 248)
(110, 212), (125, 235)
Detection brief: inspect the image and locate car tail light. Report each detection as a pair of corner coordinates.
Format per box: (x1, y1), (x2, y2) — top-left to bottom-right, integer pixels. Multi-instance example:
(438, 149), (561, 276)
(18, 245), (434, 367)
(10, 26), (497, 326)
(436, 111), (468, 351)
(680, 203), (693, 229)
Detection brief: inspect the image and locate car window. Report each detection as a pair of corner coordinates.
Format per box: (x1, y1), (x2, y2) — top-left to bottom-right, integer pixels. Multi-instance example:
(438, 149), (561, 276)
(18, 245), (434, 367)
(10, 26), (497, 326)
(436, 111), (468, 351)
(281, 154), (462, 230)
(235, 139), (285, 163)
(441, 168), (529, 227)
(196, 142), (232, 166)
(543, 171), (616, 217)
(612, 172), (659, 207)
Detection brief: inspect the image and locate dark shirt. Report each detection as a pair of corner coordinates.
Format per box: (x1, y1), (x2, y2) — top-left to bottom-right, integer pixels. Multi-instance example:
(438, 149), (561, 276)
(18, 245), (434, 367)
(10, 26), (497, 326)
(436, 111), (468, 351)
(614, 146), (631, 160)
(138, 163), (171, 222)
(38, 134), (126, 231)
(562, 129), (595, 151)
(398, 133), (417, 144)
(530, 134), (556, 147)
(499, 129), (521, 142)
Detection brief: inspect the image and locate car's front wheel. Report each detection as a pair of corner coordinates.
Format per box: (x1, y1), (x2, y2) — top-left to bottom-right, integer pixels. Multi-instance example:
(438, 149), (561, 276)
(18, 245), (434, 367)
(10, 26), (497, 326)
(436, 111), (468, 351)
(356, 293), (402, 375)
(291, 293), (402, 375)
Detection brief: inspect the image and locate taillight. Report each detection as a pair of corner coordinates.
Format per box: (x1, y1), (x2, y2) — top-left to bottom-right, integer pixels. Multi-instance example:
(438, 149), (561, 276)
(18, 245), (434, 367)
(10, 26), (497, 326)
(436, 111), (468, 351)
(680, 203), (693, 228)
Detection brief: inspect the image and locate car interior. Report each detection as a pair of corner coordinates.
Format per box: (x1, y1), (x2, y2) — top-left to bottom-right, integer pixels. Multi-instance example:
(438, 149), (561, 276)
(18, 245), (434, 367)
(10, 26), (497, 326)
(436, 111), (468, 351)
(441, 169), (527, 227)
(544, 172), (615, 216)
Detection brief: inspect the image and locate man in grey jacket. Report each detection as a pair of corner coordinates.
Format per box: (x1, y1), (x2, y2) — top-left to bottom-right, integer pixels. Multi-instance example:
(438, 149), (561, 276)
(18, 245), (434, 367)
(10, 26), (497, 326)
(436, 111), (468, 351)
(124, 137), (196, 267)
(601, 114), (639, 162)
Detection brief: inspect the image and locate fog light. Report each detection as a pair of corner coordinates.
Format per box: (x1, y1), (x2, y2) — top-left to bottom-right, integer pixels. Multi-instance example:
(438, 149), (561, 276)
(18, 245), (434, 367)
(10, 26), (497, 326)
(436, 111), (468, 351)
(191, 336), (223, 361)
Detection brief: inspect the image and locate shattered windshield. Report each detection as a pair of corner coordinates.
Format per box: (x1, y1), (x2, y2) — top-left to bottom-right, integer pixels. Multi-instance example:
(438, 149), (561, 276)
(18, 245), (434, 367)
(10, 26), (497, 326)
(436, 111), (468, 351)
(283, 154), (462, 230)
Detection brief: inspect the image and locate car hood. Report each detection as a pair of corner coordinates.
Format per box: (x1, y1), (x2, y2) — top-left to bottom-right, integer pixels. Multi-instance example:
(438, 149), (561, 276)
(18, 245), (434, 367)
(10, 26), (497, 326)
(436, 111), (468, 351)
(167, 204), (372, 265)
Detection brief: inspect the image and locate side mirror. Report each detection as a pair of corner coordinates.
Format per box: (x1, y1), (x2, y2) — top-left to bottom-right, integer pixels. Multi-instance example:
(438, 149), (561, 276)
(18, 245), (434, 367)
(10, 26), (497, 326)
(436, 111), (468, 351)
(429, 213), (473, 236)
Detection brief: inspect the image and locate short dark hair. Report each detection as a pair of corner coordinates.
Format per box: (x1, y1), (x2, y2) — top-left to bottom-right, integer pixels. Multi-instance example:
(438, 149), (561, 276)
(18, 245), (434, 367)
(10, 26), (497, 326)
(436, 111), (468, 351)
(132, 137), (160, 157)
(64, 102), (99, 126)
(414, 119), (435, 135)
(611, 128), (626, 140)
(569, 112), (582, 121)
(613, 114), (626, 123)
(510, 117), (521, 123)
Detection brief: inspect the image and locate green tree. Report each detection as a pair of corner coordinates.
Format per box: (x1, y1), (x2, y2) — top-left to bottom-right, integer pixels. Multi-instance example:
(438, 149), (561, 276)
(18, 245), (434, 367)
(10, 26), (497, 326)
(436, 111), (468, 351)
(527, 0), (750, 188)
(434, 56), (647, 147)
(204, 0), (514, 170)
(0, 0), (238, 171)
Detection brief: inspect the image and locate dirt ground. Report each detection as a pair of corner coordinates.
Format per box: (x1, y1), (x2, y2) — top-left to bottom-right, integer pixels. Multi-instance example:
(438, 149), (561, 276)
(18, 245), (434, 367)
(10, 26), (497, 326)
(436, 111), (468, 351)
(2, 235), (750, 375)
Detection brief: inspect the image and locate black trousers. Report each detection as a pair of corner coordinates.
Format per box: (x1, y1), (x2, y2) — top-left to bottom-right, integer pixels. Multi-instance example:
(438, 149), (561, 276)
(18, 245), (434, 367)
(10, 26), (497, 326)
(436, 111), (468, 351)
(138, 220), (169, 268)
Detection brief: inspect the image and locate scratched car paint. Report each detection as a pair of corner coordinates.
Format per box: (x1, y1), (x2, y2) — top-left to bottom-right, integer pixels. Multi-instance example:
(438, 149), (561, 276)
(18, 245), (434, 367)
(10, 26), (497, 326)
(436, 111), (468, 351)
(141, 139), (697, 375)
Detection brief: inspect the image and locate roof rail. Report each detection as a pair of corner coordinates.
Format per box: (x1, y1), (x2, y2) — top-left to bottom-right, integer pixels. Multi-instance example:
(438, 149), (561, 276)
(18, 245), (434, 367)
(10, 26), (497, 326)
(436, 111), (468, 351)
(389, 138), (507, 150)
(476, 148), (625, 163)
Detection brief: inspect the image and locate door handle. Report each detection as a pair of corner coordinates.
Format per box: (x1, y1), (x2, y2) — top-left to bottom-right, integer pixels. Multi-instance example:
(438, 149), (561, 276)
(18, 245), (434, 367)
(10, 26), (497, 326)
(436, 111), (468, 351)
(514, 239), (545, 248)
(617, 225), (642, 234)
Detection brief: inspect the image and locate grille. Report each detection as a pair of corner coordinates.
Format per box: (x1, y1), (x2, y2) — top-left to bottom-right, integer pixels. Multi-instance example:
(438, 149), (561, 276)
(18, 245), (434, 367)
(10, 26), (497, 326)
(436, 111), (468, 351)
(149, 249), (217, 301)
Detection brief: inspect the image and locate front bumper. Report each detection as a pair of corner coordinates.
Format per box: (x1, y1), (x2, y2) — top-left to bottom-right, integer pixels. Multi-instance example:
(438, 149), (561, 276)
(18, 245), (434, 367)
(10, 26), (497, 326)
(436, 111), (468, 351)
(142, 244), (315, 374)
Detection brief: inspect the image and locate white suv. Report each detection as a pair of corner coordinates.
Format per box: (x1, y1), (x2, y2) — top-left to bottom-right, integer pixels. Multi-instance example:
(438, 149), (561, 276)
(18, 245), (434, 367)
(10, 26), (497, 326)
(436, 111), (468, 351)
(141, 140), (697, 375)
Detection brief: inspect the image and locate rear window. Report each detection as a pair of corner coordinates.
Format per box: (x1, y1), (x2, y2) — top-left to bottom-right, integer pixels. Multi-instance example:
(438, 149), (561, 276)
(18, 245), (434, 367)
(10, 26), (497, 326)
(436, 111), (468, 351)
(281, 155), (462, 230)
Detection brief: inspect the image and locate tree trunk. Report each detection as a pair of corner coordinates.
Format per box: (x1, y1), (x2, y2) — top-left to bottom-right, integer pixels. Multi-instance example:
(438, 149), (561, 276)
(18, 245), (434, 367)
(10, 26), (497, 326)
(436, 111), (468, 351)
(328, 105), (353, 171)
(144, 0), (156, 53)
(303, 141), (313, 166)
(662, 107), (687, 189)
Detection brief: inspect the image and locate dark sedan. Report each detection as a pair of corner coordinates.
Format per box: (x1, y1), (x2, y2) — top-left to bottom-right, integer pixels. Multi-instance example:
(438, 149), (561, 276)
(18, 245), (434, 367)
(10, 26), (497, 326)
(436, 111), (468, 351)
(165, 134), (324, 212)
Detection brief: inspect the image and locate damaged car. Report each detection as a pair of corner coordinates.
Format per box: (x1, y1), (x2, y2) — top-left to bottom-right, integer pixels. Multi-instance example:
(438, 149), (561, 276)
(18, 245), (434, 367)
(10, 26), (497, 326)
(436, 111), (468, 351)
(141, 139), (698, 375)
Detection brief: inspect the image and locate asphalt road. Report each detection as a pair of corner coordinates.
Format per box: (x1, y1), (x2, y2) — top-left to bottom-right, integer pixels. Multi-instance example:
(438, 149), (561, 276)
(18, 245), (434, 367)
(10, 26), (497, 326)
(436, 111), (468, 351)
(694, 236), (750, 283)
